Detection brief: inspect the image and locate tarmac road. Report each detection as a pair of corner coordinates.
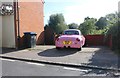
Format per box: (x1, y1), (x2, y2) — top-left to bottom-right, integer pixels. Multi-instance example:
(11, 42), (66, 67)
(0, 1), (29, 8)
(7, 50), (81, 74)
(1, 58), (118, 76)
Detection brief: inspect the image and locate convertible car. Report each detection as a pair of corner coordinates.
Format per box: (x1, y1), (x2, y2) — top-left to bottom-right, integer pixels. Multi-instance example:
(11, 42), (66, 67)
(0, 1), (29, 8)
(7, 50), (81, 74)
(55, 29), (85, 51)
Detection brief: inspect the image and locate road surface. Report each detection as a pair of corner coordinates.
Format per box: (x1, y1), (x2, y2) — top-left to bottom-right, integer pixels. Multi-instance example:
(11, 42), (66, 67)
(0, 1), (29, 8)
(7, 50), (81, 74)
(1, 58), (118, 76)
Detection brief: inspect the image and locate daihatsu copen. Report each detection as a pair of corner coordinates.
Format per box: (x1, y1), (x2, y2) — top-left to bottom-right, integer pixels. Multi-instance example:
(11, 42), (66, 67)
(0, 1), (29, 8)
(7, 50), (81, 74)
(55, 29), (85, 51)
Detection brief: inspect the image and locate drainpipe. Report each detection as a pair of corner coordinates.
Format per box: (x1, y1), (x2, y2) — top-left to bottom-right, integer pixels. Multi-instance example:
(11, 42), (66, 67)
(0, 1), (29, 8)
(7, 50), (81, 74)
(16, 0), (20, 49)
(14, 0), (20, 49)
(14, 1), (18, 49)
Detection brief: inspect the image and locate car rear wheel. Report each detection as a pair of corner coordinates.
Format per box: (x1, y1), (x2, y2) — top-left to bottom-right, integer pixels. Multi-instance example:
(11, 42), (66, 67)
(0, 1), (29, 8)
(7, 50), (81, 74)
(56, 47), (60, 50)
(78, 47), (82, 51)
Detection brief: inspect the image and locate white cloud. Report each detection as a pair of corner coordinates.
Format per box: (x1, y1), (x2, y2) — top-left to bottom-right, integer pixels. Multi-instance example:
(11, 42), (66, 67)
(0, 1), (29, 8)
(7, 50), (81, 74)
(44, 0), (119, 25)
(63, 0), (119, 24)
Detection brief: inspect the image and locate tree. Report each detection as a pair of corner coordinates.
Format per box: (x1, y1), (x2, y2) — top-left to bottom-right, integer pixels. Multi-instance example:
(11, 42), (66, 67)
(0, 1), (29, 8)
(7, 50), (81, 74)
(95, 13), (118, 34)
(79, 17), (97, 35)
(103, 13), (118, 35)
(105, 13), (118, 26)
(48, 13), (67, 34)
(84, 17), (90, 21)
(95, 17), (108, 30)
(68, 23), (79, 29)
(106, 12), (120, 52)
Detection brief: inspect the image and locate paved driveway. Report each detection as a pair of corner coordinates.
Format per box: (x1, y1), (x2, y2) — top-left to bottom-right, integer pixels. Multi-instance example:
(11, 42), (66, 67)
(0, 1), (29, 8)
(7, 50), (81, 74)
(1, 46), (119, 70)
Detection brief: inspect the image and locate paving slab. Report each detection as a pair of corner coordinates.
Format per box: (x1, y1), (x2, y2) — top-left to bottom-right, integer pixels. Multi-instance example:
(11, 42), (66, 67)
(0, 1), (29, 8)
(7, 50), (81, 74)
(1, 46), (119, 70)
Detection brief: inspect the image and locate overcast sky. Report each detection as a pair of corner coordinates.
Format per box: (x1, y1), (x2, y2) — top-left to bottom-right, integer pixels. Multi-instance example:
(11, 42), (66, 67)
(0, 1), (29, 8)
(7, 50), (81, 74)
(44, 0), (119, 25)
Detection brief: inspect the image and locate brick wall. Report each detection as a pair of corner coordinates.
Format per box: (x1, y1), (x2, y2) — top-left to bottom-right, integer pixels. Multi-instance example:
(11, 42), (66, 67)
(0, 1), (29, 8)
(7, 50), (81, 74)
(18, 2), (44, 46)
(84, 35), (105, 46)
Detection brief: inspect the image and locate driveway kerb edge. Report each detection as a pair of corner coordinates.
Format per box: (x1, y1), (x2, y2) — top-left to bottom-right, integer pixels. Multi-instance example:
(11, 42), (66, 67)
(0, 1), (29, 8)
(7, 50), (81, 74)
(0, 55), (120, 71)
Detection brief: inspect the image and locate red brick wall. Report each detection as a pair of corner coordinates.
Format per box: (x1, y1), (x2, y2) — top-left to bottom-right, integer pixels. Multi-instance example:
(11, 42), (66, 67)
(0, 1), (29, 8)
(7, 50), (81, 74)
(18, 2), (44, 45)
(84, 35), (104, 46)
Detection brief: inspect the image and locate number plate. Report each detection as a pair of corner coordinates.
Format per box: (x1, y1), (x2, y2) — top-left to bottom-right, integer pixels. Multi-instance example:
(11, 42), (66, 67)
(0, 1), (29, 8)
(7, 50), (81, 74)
(63, 41), (71, 45)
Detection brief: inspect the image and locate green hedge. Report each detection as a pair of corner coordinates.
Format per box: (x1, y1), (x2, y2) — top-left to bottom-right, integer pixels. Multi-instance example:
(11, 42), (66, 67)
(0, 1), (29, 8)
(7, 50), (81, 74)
(106, 21), (120, 53)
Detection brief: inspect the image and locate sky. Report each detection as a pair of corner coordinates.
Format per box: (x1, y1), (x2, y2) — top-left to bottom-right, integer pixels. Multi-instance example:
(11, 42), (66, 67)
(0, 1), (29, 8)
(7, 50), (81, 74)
(44, 0), (119, 25)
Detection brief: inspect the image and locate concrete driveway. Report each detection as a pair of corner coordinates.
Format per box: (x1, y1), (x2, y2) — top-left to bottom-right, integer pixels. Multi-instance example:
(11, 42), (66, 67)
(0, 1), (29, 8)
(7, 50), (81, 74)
(1, 46), (119, 70)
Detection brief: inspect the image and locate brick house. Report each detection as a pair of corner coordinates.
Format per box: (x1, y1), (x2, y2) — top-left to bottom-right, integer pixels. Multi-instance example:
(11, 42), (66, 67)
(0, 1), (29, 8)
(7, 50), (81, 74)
(0, 0), (44, 49)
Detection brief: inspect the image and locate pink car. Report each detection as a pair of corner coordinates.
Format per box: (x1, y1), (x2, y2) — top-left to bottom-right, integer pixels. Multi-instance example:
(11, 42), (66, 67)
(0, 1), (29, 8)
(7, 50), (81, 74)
(55, 29), (85, 51)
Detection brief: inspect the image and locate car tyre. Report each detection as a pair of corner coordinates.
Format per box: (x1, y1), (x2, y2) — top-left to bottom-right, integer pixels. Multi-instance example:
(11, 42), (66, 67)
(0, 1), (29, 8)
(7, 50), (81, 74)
(56, 47), (60, 50)
(78, 47), (82, 51)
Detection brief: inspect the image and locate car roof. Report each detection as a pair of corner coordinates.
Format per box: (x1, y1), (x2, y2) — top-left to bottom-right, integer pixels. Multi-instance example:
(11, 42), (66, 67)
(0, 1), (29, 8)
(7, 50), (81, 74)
(64, 29), (80, 31)
(64, 29), (81, 34)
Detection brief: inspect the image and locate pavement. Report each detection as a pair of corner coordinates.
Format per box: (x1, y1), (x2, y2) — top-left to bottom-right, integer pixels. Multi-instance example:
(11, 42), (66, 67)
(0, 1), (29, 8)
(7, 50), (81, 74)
(0, 46), (120, 71)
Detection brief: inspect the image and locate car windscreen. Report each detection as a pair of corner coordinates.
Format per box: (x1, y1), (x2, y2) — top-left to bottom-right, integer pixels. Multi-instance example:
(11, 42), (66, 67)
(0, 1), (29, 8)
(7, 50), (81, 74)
(64, 30), (79, 35)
